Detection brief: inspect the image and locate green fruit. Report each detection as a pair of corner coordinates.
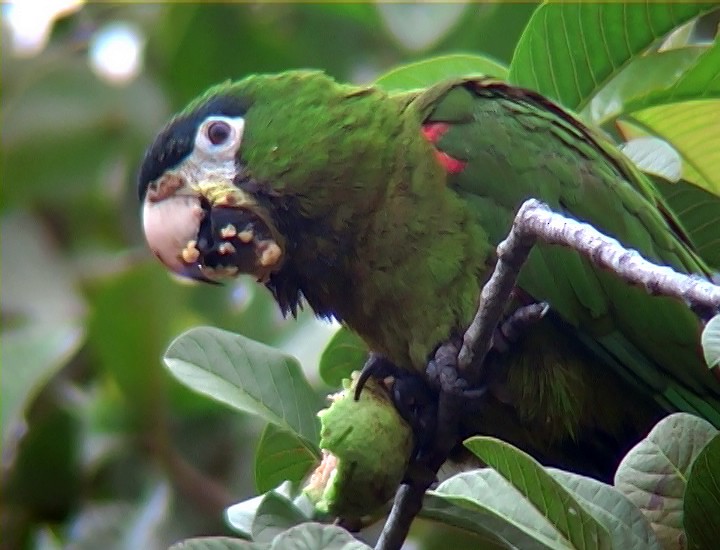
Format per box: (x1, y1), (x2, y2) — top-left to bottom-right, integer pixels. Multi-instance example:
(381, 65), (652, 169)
(304, 373), (414, 518)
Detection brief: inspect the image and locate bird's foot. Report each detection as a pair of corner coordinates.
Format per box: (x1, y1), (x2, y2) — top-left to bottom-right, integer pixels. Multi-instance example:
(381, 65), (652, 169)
(402, 301), (552, 484)
(354, 301), (550, 487)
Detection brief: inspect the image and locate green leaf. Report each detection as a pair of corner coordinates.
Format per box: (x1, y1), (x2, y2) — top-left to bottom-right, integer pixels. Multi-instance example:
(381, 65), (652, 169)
(419, 495), (518, 549)
(374, 54), (508, 91)
(621, 137), (683, 182)
(583, 42), (720, 125)
(509, 2), (712, 110)
(255, 424), (318, 494)
(251, 492), (308, 544)
(657, 36), (720, 102)
(427, 471), (571, 549)
(702, 315), (720, 369)
(614, 413), (719, 549)
(684, 434), (720, 550)
(465, 436), (612, 549)
(318, 328), (367, 387)
(170, 537), (263, 550)
(428, 467), (661, 550)
(267, 523), (370, 550)
(622, 100), (720, 194)
(164, 327), (322, 447)
(548, 470), (661, 550)
(653, 178), (720, 269)
(225, 483), (296, 538)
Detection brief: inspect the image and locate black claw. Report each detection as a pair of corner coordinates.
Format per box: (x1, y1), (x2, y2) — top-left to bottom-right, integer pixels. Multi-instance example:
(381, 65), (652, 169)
(354, 354), (398, 401)
(493, 301), (550, 353)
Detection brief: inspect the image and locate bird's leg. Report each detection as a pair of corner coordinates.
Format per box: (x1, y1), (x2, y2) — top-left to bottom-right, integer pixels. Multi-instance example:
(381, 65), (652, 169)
(428, 302), (549, 401)
(405, 301), (551, 479)
(356, 302), (551, 460)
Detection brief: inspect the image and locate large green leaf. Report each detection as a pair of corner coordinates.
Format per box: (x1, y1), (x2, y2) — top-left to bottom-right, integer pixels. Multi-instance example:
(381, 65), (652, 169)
(684, 434), (720, 550)
(582, 46), (709, 125)
(548, 470), (660, 550)
(374, 53), (508, 91)
(164, 327), (322, 448)
(623, 100), (720, 194)
(618, 134), (720, 270)
(584, 38), (720, 125)
(509, 2), (712, 110)
(653, 177), (720, 270)
(428, 465), (661, 549)
(198, 521), (371, 550)
(427, 471), (578, 549)
(465, 437), (612, 549)
(254, 424), (318, 494)
(614, 413), (719, 549)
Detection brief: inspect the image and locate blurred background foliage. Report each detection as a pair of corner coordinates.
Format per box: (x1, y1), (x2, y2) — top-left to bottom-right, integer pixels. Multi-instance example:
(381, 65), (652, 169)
(1, 2), (540, 548)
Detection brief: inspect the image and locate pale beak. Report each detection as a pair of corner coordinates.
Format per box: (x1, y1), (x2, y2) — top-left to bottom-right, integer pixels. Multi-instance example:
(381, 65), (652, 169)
(142, 173), (205, 277)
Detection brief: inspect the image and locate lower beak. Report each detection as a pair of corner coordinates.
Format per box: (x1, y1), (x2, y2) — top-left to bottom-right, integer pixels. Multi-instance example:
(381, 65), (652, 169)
(177, 263), (221, 284)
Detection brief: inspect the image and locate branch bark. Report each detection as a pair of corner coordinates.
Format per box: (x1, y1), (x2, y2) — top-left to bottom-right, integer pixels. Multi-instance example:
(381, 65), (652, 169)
(459, 198), (720, 375)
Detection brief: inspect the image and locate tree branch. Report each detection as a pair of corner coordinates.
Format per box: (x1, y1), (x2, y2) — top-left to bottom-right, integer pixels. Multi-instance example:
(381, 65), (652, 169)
(459, 198), (720, 374)
(375, 198), (720, 550)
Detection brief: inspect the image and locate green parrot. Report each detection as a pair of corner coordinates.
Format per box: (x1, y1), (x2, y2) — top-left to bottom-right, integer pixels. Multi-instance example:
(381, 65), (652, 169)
(138, 71), (720, 479)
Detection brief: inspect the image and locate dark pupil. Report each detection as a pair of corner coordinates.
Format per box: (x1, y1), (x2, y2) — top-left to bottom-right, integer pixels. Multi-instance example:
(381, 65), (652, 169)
(207, 121), (231, 145)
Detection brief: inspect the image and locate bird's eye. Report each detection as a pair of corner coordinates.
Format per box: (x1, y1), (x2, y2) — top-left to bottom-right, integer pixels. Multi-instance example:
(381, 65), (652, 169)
(207, 121), (232, 145)
(194, 116), (244, 160)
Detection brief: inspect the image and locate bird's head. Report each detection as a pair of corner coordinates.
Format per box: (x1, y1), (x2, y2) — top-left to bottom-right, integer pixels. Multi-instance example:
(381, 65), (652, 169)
(137, 77), (285, 284)
(138, 70), (412, 295)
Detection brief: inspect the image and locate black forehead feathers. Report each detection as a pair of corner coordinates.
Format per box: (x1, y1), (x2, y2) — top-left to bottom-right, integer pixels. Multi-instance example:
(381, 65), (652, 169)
(137, 94), (249, 200)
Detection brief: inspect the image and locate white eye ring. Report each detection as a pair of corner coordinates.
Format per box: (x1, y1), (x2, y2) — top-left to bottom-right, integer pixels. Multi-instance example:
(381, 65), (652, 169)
(195, 116), (245, 160)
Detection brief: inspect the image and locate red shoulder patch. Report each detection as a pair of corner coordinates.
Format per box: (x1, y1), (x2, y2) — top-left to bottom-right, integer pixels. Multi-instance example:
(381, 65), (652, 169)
(421, 122), (450, 143)
(421, 122), (466, 174)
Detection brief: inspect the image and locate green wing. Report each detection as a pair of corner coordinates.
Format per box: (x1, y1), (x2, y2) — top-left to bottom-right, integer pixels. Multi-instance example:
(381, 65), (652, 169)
(411, 79), (720, 426)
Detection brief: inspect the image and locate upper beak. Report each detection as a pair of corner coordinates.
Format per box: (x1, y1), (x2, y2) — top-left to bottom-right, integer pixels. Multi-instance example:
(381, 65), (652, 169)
(142, 173), (206, 278)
